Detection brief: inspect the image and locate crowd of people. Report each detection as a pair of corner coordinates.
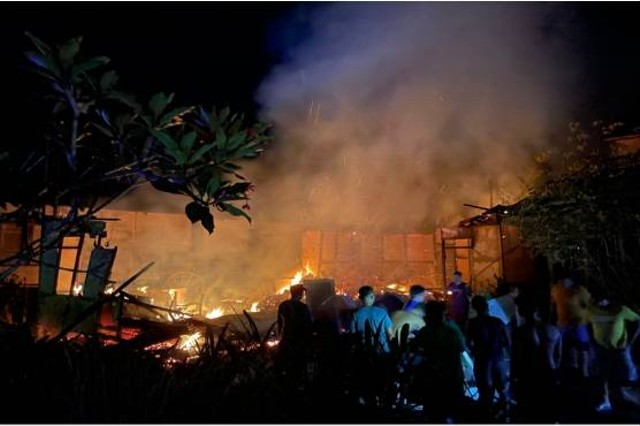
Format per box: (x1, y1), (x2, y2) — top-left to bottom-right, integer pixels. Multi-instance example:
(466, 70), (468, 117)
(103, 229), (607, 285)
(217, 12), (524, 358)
(274, 272), (640, 423)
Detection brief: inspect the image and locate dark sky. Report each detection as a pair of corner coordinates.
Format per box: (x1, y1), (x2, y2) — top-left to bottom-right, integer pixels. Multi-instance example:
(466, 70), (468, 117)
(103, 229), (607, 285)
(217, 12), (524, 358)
(0, 1), (638, 127)
(0, 1), (301, 121)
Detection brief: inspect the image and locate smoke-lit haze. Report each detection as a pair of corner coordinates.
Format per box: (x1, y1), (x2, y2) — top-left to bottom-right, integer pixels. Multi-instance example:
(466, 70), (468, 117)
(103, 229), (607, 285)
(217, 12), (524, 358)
(105, 3), (582, 309)
(253, 2), (579, 230)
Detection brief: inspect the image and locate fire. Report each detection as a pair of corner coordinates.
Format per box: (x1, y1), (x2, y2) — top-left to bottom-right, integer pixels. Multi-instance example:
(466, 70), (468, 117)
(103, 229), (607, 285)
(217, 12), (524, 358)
(266, 338), (280, 348)
(206, 307), (224, 319)
(179, 332), (202, 351)
(277, 265), (315, 295)
(72, 283), (83, 296)
(249, 302), (260, 312)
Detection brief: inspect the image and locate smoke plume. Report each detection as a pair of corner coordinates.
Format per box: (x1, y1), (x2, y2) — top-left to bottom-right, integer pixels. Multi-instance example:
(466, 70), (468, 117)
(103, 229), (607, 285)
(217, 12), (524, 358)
(253, 2), (579, 231)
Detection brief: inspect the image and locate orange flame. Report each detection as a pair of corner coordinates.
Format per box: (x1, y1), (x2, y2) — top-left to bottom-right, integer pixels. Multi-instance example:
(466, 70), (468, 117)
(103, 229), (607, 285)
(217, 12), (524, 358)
(72, 283), (83, 296)
(206, 307), (224, 319)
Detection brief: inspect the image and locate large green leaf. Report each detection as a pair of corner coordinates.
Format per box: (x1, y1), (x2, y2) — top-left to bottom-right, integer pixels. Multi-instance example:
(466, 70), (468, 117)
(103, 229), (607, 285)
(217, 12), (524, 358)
(150, 129), (179, 152)
(58, 36), (82, 69)
(189, 144), (214, 164)
(149, 92), (174, 119)
(71, 56), (110, 80)
(180, 131), (197, 152)
(201, 210), (215, 234)
(24, 51), (61, 78)
(25, 31), (52, 55)
(100, 70), (119, 91)
(185, 201), (208, 224)
(214, 128), (227, 149)
(220, 202), (251, 223)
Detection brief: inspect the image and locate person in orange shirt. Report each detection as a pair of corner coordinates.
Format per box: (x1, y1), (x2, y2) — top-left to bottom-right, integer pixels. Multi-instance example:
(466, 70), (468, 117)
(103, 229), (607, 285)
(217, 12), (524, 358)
(550, 277), (592, 378)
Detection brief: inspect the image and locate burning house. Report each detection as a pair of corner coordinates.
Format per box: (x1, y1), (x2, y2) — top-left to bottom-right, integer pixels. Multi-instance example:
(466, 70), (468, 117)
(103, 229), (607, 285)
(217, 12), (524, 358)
(0, 190), (540, 344)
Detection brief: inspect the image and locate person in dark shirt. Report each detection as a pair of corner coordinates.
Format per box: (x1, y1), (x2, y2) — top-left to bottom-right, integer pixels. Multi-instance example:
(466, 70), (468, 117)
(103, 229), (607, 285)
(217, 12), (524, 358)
(466, 295), (510, 415)
(447, 271), (471, 331)
(276, 284), (312, 389)
(412, 301), (466, 423)
(511, 300), (562, 422)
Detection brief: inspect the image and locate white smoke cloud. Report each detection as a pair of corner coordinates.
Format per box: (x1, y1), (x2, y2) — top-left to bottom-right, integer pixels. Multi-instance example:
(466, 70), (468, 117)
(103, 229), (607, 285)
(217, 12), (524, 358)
(253, 2), (579, 231)
(103, 3), (582, 306)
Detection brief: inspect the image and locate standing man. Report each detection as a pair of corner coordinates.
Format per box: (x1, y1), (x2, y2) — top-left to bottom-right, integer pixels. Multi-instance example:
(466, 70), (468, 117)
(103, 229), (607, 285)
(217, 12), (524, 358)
(276, 284), (313, 389)
(466, 295), (511, 416)
(412, 301), (467, 423)
(447, 271), (471, 331)
(550, 276), (592, 378)
(589, 293), (640, 412)
(351, 285), (393, 353)
(350, 285), (394, 406)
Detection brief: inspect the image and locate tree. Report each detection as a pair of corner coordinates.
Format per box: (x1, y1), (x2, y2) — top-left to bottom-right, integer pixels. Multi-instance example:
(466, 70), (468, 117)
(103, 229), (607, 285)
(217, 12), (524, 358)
(507, 121), (640, 310)
(0, 33), (272, 281)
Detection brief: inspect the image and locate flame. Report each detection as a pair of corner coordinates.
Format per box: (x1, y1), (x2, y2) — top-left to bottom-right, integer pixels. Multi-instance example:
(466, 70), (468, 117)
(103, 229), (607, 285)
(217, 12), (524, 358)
(206, 307), (224, 319)
(304, 263), (313, 276)
(266, 339), (280, 348)
(168, 288), (177, 301)
(72, 283), (83, 296)
(179, 332), (202, 351)
(278, 264), (315, 295)
(249, 302), (260, 312)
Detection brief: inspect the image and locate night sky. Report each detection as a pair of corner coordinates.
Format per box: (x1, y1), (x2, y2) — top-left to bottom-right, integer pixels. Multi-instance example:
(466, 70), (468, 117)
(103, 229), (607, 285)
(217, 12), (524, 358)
(0, 2), (638, 134)
(0, 1), (299, 122)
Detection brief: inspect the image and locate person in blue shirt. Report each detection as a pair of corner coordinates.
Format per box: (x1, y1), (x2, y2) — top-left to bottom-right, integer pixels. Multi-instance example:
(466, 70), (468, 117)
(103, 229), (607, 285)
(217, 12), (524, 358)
(404, 284), (427, 313)
(351, 285), (393, 353)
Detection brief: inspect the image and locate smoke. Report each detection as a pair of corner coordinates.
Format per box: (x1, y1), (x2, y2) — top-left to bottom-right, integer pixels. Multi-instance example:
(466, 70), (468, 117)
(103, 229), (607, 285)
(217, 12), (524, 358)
(253, 2), (579, 231)
(103, 3), (582, 307)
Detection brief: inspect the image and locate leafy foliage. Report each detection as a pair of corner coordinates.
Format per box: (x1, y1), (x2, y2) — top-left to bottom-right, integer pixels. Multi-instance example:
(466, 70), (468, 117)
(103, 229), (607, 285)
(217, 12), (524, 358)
(0, 33), (271, 278)
(1, 33), (271, 232)
(507, 121), (640, 309)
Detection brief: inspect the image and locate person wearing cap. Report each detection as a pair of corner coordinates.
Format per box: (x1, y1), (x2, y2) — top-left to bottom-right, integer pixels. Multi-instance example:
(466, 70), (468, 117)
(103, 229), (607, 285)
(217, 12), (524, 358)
(276, 284), (312, 388)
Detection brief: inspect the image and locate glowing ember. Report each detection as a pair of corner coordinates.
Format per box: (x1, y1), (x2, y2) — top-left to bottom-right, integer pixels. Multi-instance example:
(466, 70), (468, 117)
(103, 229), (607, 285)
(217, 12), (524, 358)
(179, 332), (202, 351)
(168, 288), (177, 301)
(72, 283), (83, 296)
(206, 307), (224, 319)
(249, 302), (260, 312)
(266, 339), (280, 348)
